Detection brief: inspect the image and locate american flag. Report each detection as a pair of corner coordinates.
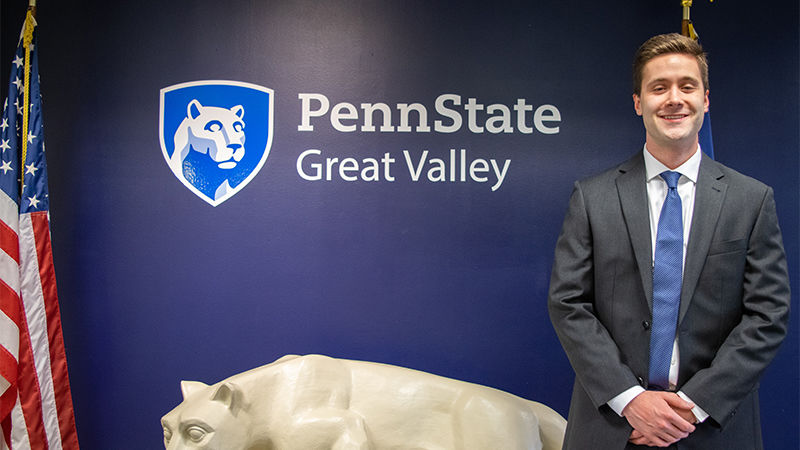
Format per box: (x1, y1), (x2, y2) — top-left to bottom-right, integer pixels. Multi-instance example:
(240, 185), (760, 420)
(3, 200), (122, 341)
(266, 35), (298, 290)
(0, 12), (79, 449)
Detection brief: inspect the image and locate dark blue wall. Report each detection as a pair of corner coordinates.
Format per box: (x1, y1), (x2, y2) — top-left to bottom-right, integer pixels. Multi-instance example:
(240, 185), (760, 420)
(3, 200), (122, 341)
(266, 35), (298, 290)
(2, 1), (797, 448)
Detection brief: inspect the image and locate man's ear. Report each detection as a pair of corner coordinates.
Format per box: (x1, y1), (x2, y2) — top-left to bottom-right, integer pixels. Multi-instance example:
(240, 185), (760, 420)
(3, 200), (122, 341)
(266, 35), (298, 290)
(633, 93), (642, 116)
(703, 90), (710, 113)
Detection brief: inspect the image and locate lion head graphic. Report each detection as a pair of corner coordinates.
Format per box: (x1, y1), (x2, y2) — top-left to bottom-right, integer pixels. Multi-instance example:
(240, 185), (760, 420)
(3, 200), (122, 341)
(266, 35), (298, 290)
(168, 99), (247, 202)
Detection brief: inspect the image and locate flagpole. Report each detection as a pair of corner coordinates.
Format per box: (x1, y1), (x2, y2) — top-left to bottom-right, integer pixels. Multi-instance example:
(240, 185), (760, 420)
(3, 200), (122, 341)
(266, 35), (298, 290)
(680, 0), (715, 159)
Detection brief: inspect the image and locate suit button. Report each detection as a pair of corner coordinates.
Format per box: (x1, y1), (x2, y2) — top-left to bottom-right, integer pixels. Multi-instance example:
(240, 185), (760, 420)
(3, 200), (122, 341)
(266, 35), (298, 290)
(642, 320), (651, 330)
(637, 377), (645, 386)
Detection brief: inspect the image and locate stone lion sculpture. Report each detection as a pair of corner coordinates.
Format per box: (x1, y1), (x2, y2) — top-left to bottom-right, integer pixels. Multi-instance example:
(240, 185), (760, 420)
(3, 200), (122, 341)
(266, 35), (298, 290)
(161, 354), (566, 450)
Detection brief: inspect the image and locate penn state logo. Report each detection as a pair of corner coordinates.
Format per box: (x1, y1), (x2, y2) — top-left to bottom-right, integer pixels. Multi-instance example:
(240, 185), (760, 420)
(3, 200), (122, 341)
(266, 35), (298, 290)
(160, 80), (274, 206)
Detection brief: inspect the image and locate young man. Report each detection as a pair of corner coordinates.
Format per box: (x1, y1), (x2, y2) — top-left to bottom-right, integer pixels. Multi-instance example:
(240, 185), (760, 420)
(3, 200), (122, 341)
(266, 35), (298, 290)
(547, 33), (790, 449)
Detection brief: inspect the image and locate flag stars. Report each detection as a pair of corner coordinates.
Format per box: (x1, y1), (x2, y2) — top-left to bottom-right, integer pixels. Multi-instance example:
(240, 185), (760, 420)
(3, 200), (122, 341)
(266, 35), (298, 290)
(25, 163), (38, 176)
(27, 132), (36, 144)
(27, 195), (40, 209)
(12, 55), (23, 68)
(0, 161), (12, 174)
(0, 118), (8, 132)
(0, 140), (9, 152)
(12, 77), (23, 91)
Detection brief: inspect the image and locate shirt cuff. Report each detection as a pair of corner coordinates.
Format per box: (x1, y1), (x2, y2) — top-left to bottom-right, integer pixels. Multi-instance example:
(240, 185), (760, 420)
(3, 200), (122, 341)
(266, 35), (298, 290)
(607, 385), (645, 417)
(677, 390), (709, 423)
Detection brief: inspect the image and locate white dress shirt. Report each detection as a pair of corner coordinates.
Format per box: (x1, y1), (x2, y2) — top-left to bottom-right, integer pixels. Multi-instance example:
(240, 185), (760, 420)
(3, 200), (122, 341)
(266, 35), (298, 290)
(607, 146), (709, 423)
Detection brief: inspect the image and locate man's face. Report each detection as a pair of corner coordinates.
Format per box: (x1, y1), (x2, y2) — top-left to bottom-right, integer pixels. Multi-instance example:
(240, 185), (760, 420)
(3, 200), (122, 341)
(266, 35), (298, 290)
(633, 53), (709, 152)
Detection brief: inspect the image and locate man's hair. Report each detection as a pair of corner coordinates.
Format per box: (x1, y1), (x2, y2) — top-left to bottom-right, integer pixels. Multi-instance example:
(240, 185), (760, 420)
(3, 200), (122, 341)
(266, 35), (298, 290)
(632, 33), (708, 96)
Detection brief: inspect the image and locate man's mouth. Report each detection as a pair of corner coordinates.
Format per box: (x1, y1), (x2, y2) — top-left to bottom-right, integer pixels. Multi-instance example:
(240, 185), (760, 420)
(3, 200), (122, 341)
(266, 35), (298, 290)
(661, 114), (688, 121)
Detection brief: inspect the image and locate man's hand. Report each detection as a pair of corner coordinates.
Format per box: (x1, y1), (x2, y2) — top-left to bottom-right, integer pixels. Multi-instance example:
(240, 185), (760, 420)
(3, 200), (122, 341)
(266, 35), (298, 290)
(623, 390), (696, 447)
(672, 402), (698, 425)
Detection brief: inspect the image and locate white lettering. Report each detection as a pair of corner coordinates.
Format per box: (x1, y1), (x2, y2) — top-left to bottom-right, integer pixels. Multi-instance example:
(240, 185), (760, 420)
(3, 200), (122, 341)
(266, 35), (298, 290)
(298, 93), (330, 131)
(298, 93), (560, 134)
(514, 99), (533, 134)
(428, 158), (447, 182)
(381, 153), (396, 181)
(470, 158), (489, 182)
(491, 159), (510, 191)
(533, 104), (561, 134)
(404, 150), (427, 181)
(361, 158), (380, 181)
(360, 103), (395, 132)
(298, 149), (395, 182)
(297, 149), (323, 180)
(486, 104), (513, 134)
(331, 102), (358, 132)
(434, 94), (462, 133)
(465, 98), (484, 133)
(397, 103), (431, 132)
(339, 157), (359, 181)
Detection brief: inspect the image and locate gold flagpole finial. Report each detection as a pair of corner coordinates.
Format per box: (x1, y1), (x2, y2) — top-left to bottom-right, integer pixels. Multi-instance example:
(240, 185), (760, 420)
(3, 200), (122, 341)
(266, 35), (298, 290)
(681, 0), (698, 40)
(682, 0), (714, 40)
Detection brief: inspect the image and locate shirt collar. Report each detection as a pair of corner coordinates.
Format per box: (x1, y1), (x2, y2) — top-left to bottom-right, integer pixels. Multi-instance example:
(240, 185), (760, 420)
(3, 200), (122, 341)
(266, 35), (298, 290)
(643, 144), (701, 183)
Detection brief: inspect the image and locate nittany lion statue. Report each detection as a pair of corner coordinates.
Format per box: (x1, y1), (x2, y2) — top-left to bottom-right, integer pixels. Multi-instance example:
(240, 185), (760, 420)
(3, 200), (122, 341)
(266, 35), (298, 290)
(161, 354), (566, 450)
(168, 99), (246, 201)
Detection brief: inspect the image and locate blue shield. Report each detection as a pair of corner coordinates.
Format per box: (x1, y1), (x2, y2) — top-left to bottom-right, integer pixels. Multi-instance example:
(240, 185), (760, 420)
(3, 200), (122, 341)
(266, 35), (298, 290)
(160, 80), (274, 206)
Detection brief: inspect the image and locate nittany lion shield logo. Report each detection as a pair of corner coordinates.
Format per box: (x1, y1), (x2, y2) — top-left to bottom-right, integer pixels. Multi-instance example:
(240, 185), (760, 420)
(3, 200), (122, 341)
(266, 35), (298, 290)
(160, 80), (274, 206)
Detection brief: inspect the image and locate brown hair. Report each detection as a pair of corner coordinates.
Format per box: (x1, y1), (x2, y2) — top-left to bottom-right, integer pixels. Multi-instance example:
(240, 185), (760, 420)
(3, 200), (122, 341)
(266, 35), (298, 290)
(632, 33), (708, 96)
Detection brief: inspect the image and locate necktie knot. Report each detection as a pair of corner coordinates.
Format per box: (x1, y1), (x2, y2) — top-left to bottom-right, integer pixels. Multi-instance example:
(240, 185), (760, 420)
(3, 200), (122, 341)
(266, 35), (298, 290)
(660, 171), (681, 190)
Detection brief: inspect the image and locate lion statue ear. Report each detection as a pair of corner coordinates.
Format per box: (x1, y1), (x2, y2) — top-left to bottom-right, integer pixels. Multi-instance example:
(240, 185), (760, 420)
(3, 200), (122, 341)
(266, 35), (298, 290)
(180, 380), (209, 400)
(212, 382), (244, 416)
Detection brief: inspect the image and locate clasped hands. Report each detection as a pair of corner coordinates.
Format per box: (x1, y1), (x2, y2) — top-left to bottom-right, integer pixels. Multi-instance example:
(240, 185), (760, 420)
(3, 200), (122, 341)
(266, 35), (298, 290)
(623, 390), (697, 447)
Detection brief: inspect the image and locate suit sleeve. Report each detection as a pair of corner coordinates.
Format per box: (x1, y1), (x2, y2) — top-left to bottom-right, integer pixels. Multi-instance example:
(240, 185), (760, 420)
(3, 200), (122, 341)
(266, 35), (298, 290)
(680, 187), (791, 427)
(547, 181), (641, 409)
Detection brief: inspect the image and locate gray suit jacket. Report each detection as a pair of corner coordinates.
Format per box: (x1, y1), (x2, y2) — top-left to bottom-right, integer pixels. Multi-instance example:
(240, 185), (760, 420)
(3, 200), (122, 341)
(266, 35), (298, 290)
(547, 152), (790, 449)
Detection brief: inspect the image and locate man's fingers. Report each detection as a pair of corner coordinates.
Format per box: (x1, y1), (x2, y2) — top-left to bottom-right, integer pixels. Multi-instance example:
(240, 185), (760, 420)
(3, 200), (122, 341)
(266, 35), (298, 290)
(663, 392), (694, 410)
(672, 405), (698, 424)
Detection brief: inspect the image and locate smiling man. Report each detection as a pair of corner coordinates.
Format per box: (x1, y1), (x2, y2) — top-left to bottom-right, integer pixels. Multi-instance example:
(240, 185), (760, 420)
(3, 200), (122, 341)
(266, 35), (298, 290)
(547, 34), (790, 449)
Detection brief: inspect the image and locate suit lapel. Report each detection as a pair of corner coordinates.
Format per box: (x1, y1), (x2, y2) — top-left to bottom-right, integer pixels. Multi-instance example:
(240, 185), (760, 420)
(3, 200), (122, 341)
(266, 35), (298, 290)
(615, 154), (655, 308)
(679, 153), (727, 321)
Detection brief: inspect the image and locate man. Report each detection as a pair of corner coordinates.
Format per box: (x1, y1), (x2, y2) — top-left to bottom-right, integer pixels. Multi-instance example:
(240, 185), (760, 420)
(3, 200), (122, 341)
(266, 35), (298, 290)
(547, 33), (790, 449)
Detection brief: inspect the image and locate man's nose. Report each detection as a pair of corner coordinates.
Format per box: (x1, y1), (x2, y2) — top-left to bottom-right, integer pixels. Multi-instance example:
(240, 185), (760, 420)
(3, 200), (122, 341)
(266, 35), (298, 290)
(666, 86), (683, 106)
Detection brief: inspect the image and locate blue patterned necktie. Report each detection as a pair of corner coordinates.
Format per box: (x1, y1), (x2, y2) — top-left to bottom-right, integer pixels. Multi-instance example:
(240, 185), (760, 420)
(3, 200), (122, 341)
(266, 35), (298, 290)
(648, 171), (683, 389)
